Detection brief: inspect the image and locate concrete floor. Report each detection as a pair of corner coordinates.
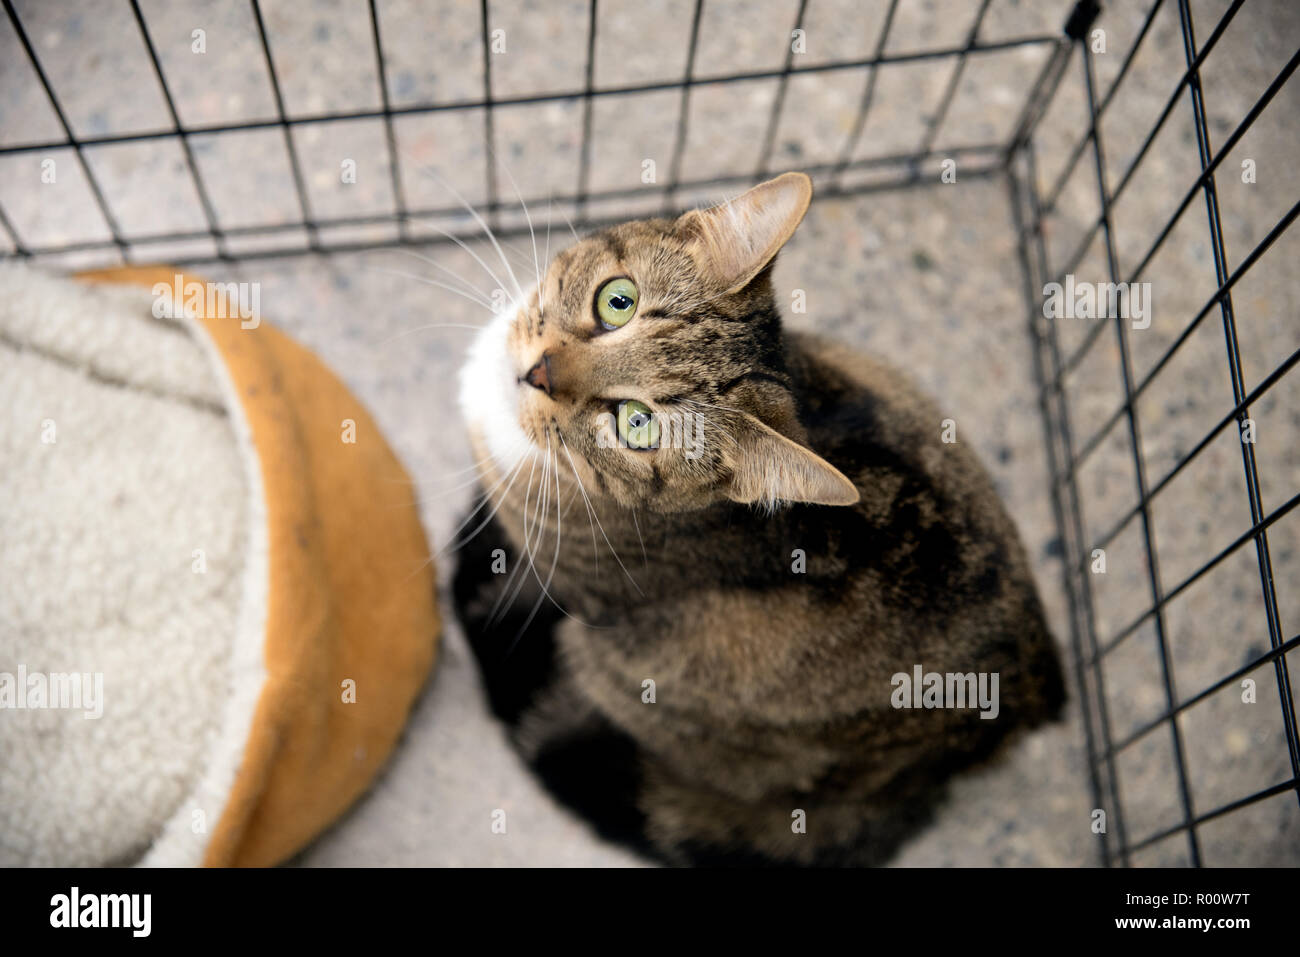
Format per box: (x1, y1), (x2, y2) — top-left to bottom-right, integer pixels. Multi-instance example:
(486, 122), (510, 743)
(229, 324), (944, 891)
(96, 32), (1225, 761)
(2, 0), (1297, 865)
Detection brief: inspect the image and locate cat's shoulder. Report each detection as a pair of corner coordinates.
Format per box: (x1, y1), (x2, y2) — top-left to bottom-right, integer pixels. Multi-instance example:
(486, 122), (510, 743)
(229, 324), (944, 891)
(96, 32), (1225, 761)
(786, 329), (937, 416)
(786, 330), (1007, 519)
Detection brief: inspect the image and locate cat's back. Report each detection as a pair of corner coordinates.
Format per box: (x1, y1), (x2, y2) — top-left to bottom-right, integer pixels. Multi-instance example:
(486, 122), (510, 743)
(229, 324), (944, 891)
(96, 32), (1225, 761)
(788, 331), (983, 488)
(787, 329), (1023, 551)
(783, 330), (1064, 718)
(780, 335), (1055, 650)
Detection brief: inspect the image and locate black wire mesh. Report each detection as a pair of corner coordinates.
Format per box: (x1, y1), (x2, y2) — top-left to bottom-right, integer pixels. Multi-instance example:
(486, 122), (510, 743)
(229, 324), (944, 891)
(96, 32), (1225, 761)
(0, 0), (1296, 866)
(0, 0), (1057, 263)
(1010, 0), (1300, 866)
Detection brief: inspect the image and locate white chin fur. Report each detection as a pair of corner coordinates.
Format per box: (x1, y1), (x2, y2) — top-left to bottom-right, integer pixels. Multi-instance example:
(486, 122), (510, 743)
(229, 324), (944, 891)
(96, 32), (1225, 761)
(459, 302), (534, 473)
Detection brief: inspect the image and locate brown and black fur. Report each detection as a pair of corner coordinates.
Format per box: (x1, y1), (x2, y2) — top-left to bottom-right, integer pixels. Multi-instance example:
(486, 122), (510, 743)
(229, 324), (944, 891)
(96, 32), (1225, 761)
(453, 173), (1065, 866)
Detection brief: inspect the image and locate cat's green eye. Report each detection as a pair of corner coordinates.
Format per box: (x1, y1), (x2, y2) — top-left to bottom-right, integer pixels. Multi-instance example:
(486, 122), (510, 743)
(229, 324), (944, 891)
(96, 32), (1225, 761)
(617, 399), (659, 449)
(596, 277), (638, 329)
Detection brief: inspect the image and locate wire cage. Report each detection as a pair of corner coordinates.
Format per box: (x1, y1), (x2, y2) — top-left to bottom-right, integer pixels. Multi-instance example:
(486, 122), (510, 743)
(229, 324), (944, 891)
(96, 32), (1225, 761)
(1008, 0), (1299, 866)
(1, 0), (1296, 866)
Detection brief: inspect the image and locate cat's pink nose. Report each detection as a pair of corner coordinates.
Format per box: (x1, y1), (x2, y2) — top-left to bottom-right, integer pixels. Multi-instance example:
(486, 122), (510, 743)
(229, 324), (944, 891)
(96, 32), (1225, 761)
(523, 353), (552, 395)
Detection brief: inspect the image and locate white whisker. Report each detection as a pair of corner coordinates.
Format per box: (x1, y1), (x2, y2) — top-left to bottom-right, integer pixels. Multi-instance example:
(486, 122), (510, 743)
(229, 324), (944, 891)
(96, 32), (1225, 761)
(381, 321), (493, 344)
(559, 436), (601, 569)
(541, 194), (555, 316)
(492, 150), (543, 315)
(382, 451), (497, 487)
(558, 434), (643, 596)
(391, 202), (519, 309)
(631, 507), (649, 569)
(400, 452), (523, 582)
(489, 441), (545, 625)
(554, 202), (582, 244)
(510, 433), (575, 649)
(405, 151), (528, 306)
(439, 450), (529, 556)
(389, 247), (496, 304)
(363, 265), (495, 314)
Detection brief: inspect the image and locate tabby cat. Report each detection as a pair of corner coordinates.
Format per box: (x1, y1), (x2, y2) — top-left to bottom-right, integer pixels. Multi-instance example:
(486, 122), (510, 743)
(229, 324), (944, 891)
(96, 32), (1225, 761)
(452, 172), (1065, 866)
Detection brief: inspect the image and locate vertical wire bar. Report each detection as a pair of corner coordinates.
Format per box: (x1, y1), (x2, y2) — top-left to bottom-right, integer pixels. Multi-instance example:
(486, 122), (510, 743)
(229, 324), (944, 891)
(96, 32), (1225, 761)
(752, 0), (809, 181)
(0, 202), (28, 255)
(662, 0), (706, 214)
(830, 0), (900, 188)
(1010, 150), (1111, 866)
(1025, 137), (1129, 866)
(479, 0), (500, 229)
(911, 0), (994, 176)
(1175, 0), (1300, 802)
(3, 0), (128, 260)
(574, 0), (598, 223)
(1080, 44), (1202, 865)
(1004, 36), (1072, 160)
(250, 0), (319, 250)
(128, 0), (229, 260)
(1036, 0), (1163, 215)
(369, 0), (410, 243)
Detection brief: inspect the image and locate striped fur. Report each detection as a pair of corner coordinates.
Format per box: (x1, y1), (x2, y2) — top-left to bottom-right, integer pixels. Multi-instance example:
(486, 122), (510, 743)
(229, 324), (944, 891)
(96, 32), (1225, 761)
(454, 174), (1065, 866)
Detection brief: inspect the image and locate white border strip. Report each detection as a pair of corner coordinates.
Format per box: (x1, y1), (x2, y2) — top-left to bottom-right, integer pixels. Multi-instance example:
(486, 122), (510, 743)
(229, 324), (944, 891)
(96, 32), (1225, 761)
(139, 287), (270, 868)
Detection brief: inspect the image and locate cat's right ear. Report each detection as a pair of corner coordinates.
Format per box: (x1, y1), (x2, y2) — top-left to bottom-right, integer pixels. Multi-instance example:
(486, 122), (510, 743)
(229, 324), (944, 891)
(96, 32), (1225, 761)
(675, 172), (813, 293)
(723, 414), (860, 509)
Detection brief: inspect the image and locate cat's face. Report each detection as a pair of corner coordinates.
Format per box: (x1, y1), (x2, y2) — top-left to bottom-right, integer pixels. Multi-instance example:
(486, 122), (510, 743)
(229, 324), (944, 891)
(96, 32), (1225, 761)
(459, 173), (859, 513)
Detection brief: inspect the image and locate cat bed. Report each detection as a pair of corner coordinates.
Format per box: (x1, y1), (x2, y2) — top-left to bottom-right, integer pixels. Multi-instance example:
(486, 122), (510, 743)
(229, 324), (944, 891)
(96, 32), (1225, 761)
(0, 263), (439, 867)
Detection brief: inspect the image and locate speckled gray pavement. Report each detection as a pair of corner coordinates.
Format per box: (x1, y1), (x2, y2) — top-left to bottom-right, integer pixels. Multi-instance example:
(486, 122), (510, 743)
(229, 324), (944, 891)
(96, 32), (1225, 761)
(2, 0), (1296, 866)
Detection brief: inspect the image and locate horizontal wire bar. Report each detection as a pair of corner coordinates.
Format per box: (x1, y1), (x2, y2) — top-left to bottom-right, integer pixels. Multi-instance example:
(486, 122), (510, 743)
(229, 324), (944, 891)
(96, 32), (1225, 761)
(1072, 344), (1300, 580)
(1041, 0), (1242, 220)
(1055, 196), (1300, 487)
(0, 146), (1004, 260)
(1095, 634), (1300, 761)
(1047, 46), (1300, 389)
(0, 35), (1060, 157)
(4, 160), (1002, 267)
(1085, 339), (1300, 565)
(1121, 776), (1298, 858)
(1094, 489), (1300, 662)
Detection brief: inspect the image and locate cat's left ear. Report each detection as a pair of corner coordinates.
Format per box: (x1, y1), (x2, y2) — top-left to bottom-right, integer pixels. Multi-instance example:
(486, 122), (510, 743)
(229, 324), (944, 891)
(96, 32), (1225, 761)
(676, 172), (813, 293)
(724, 414), (860, 508)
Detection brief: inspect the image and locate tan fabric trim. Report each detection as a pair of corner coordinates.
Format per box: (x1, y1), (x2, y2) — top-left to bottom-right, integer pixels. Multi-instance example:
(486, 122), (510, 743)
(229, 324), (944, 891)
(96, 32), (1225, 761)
(78, 267), (440, 867)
